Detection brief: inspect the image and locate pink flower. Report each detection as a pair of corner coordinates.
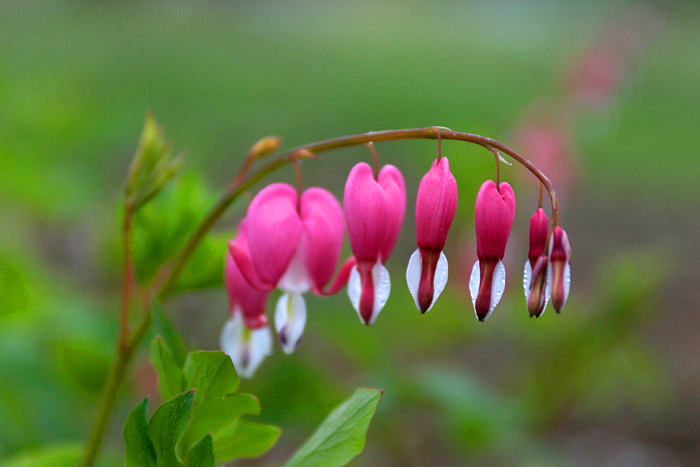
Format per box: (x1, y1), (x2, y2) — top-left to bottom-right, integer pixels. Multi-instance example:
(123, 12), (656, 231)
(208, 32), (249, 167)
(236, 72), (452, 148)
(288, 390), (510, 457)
(469, 180), (516, 321)
(344, 162), (405, 325)
(222, 220), (272, 378)
(549, 226), (571, 313)
(229, 183), (344, 353)
(406, 157), (458, 312)
(523, 208), (551, 318)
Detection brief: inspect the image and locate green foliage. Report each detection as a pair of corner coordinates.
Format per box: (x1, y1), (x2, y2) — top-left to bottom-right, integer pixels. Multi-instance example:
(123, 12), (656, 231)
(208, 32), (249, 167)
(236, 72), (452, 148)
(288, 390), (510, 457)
(150, 338), (185, 403)
(183, 434), (215, 467)
(284, 388), (383, 467)
(126, 112), (183, 212)
(131, 172), (225, 291)
(148, 391), (195, 466)
(146, 328), (280, 464)
(2, 444), (82, 467)
(151, 303), (188, 367)
(123, 399), (156, 467)
(212, 420), (281, 460)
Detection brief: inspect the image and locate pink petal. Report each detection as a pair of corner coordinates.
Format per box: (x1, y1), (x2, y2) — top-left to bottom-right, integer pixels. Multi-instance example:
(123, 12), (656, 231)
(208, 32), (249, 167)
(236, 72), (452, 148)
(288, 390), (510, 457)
(475, 180), (516, 261)
(416, 157), (458, 251)
(299, 187), (345, 289)
(246, 184), (303, 287)
(225, 220), (271, 328)
(344, 163), (405, 263)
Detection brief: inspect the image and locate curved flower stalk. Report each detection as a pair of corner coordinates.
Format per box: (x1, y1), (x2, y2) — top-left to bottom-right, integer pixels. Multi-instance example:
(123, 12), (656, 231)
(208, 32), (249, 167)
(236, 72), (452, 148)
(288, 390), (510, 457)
(469, 180), (516, 321)
(229, 184), (344, 353)
(523, 208), (551, 318)
(406, 156), (458, 313)
(344, 162), (406, 325)
(222, 220), (272, 378)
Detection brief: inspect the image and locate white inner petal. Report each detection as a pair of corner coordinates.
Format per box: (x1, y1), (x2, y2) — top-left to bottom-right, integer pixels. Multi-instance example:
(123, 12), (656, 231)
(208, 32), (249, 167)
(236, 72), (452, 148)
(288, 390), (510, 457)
(425, 251), (449, 313)
(406, 249), (422, 310)
(277, 245), (312, 294)
(469, 261), (480, 309)
(275, 292), (307, 354)
(468, 260), (506, 321)
(347, 262), (391, 325)
(220, 313), (272, 379)
(523, 261), (532, 299)
(563, 262), (571, 306)
(371, 262), (391, 324)
(348, 265), (361, 315)
(488, 260), (506, 319)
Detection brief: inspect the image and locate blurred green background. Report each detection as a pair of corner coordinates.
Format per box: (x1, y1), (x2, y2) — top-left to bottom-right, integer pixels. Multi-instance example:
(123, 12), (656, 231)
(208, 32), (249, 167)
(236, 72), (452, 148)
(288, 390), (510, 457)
(1, 1), (699, 465)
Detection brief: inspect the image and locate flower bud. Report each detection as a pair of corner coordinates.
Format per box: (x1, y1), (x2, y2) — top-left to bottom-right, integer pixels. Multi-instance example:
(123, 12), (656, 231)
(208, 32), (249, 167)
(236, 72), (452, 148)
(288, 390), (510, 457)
(469, 180), (516, 321)
(526, 255), (549, 318)
(407, 157), (457, 313)
(549, 226), (571, 313)
(344, 162), (405, 325)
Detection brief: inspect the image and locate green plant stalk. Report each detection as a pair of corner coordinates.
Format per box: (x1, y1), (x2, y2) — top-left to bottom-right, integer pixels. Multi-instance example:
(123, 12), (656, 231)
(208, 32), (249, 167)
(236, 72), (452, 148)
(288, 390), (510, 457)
(80, 310), (151, 467)
(82, 126), (561, 467)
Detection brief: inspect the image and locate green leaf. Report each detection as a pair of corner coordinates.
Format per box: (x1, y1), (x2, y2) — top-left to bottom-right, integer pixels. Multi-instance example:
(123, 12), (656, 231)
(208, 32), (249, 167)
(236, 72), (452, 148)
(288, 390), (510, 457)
(150, 337), (185, 402)
(213, 420), (281, 462)
(148, 390), (195, 467)
(178, 351), (259, 454)
(124, 399), (157, 467)
(184, 433), (216, 467)
(3, 444), (82, 467)
(284, 388), (384, 467)
(151, 301), (188, 366)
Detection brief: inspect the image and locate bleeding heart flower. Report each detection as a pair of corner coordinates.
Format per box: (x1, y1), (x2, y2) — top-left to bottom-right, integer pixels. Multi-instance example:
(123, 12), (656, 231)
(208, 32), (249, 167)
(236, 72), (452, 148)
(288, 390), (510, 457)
(222, 220), (272, 378)
(469, 180), (516, 321)
(549, 226), (571, 313)
(229, 183), (344, 353)
(344, 162), (405, 325)
(406, 157), (458, 313)
(523, 208), (551, 317)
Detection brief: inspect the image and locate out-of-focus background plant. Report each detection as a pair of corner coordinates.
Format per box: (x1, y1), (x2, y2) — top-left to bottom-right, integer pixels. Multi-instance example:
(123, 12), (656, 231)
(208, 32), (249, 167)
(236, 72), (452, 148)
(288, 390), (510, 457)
(1, 1), (699, 465)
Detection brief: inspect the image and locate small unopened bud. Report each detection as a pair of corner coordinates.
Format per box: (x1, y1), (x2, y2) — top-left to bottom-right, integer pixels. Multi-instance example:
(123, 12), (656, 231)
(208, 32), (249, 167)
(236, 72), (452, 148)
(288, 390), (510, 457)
(527, 255), (549, 317)
(550, 226), (571, 313)
(249, 136), (281, 159)
(125, 112), (182, 211)
(289, 148), (316, 160)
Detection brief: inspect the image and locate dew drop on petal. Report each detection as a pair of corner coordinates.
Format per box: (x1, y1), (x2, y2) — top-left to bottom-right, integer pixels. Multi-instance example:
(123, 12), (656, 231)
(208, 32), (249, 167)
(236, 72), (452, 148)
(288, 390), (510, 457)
(406, 249), (422, 310)
(275, 292), (307, 354)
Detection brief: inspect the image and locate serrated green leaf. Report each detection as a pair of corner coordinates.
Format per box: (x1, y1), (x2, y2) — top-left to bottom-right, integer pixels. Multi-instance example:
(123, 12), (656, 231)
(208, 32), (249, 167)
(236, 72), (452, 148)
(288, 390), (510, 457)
(151, 301), (188, 366)
(284, 388), (384, 467)
(124, 399), (157, 467)
(3, 444), (82, 467)
(184, 433), (215, 467)
(148, 390), (194, 467)
(150, 338), (185, 402)
(178, 351), (259, 454)
(213, 420), (281, 462)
